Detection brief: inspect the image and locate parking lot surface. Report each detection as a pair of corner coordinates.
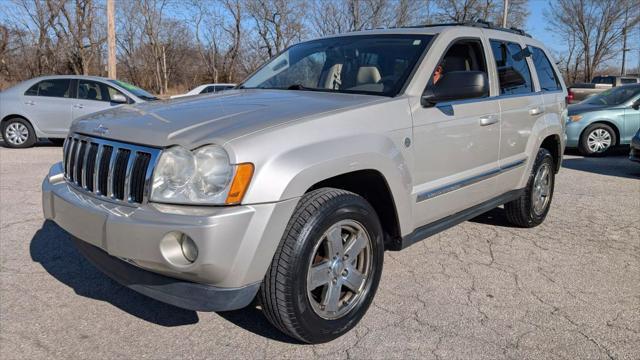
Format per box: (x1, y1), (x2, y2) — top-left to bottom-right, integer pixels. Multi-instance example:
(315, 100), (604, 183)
(1, 143), (639, 359)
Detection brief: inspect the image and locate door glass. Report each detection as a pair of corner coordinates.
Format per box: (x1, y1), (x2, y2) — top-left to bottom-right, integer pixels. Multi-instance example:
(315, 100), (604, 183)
(79, 80), (124, 102)
(490, 40), (533, 95)
(425, 38), (488, 101)
(106, 86), (127, 101)
(30, 79), (72, 98)
(528, 46), (562, 91)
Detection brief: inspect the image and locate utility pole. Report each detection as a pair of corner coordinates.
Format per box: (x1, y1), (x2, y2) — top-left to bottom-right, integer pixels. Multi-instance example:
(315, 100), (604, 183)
(502, 0), (509, 28)
(107, 0), (116, 79)
(621, 6), (629, 76)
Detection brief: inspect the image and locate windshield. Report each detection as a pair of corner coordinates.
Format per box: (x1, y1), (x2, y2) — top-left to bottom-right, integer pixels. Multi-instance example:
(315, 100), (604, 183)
(108, 80), (158, 101)
(241, 35), (433, 97)
(586, 85), (640, 106)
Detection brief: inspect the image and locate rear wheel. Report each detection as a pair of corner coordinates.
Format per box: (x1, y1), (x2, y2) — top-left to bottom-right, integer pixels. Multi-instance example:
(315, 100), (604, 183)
(2, 118), (36, 148)
(505, 148), (555, 228)
(579, 123), (616, 156)
(259, 188), (384, 343)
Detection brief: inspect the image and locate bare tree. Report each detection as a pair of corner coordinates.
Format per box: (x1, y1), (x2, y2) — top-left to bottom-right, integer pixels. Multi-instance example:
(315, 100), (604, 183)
(434, 0), (528, 27)
(46, 0), (104, 75)
(548, 0), (640, 82)
(245, 0), (305, 60)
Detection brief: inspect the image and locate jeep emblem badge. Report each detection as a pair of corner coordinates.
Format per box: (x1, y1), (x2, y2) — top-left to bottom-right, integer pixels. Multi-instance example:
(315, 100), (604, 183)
(93, 124), (109, 136)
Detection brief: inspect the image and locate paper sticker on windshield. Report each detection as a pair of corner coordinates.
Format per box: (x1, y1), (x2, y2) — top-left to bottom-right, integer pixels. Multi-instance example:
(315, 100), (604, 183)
(413, 40), (422, 46)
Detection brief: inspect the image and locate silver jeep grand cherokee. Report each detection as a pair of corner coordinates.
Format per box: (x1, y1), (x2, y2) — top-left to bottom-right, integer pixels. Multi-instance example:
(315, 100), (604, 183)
(42, 23), (566, 343)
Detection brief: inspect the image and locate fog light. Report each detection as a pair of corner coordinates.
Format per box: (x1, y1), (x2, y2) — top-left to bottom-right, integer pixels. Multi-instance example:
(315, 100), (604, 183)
(179, 234), (198, 263)
(160, 231), (198, 266)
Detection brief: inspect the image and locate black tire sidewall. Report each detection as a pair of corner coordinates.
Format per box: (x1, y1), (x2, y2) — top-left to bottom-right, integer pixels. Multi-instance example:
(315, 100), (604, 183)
(525, 150), (555, 225)
(290, 195), (384, 343)
(2, 118), (36, 148)
(579, 123), (616, 156)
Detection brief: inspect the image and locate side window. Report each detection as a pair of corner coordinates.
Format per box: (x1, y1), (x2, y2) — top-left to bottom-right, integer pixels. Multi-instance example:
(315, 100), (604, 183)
(528, 46), (562, 91)
(426, 38), (488, 100)
(25, 79), (72, 98)
(203, 86), (215, 93)
(620, 78), (636, 84)
(490, 40), (533, 95)
(79, 80), (123, 102)
(25, 83), (39, 96)
(106, 86), (128, 102)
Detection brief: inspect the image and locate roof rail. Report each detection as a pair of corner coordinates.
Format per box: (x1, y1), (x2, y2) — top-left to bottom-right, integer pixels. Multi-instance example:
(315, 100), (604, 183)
(400, 20), (532, 38)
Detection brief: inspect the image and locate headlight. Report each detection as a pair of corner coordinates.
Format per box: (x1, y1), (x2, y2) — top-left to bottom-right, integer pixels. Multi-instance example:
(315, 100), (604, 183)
(151, 145), (252, 205)
(568, 115), (583, 122)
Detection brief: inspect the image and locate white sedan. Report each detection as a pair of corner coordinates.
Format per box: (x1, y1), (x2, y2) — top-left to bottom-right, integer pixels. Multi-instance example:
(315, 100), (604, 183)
(170, 83), (236, 99)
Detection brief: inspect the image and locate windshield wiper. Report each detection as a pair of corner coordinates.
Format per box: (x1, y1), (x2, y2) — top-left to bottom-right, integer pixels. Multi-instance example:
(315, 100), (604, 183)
(287, 84), (316, 91)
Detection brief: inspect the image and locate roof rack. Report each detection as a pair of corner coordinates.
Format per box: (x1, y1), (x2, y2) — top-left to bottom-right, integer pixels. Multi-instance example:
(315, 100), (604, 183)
(401, 20), (532, 38)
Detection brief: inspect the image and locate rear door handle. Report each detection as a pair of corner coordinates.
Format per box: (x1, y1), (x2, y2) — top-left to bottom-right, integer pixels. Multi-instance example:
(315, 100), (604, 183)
(479, 116), (499, 126)
(529, 107), (544, 116)
(73, 104), (84, 109)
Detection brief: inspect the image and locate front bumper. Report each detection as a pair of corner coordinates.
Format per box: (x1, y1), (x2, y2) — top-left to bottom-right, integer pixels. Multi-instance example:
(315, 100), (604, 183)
(42, 162), (298, 311)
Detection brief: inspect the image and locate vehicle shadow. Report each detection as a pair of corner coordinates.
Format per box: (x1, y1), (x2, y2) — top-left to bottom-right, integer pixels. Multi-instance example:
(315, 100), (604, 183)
(218, 306), (303, 344)
(468, 206), (520, 228)
(562, 148), (640, 179)
(30, 220), (199, 327)
(0, 139), (62, 148)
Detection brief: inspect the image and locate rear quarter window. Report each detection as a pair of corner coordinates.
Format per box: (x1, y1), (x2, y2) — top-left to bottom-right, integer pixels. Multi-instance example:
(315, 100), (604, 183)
(528, 46), (562, 91)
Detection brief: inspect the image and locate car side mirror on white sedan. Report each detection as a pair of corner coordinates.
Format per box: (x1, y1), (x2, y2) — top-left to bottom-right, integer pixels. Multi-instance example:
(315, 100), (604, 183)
(111, 93), (128, 104)
(632, 99), (640, 110)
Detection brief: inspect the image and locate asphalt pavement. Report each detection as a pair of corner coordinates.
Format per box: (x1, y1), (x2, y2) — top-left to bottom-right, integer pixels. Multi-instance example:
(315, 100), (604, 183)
(1, 143), (638, 359)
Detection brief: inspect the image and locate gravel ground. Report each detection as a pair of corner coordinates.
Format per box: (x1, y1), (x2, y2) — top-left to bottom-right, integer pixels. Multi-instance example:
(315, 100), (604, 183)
(1, 142), (639, 359)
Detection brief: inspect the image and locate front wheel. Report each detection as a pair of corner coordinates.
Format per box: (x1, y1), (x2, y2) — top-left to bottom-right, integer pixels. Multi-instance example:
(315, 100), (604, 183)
(579, 123), (616, 156)
(505, 148), (555, 227)
(259, 188), (384, 343)
(2, 118), (36, 148)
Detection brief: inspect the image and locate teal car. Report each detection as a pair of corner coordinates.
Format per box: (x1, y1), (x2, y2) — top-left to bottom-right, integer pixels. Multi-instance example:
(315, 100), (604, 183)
(566, 84), (640, 155)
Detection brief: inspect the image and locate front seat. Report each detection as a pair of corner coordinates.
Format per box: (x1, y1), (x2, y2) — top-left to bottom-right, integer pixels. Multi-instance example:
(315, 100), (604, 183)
(87, 88), (98, 100)
(356, 66), (382, 85)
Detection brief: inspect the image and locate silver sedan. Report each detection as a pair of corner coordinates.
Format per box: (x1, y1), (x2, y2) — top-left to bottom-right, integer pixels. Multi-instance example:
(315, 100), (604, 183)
(0, 75), (157, 148)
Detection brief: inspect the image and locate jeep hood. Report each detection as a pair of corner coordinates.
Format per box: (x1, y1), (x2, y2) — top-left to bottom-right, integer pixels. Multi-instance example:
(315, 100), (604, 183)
(71, 89), (384, 148)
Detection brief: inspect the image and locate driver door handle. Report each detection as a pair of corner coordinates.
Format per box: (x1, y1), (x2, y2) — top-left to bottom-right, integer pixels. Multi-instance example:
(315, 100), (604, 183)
(73, 104), (84, 109)
(479, 115), (499, 126)
(529, 107), (544, 116)
(24, 100), (35, 106)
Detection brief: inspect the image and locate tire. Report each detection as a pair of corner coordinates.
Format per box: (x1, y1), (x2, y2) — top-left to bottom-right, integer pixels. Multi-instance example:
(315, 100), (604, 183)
(505, 148), (555, 228)
(579, 123), (616, 156)
(259, 188), (384, 344)
(1, 117), (36, 148)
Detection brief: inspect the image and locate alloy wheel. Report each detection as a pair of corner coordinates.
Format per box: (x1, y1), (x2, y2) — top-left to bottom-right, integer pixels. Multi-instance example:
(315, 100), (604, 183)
(306, 219), (373, 320)
(532, 162), (552, 216)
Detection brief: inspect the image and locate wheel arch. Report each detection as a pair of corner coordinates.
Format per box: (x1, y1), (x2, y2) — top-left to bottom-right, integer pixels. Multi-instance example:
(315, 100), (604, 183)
(307, 169), (402, 248)
(539, 134), (562, 173)
(1, 114), (31, 128)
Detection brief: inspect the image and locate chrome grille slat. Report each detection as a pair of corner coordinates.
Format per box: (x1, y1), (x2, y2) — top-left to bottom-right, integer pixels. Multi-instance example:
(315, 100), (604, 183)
(93, 144), (104, 194)
(123, 152), (137, 202)
(73, 140), (84, 184)
(62, 134), (161, 206)
(81, 142), (91, 188)
(106, 146), (119, 198)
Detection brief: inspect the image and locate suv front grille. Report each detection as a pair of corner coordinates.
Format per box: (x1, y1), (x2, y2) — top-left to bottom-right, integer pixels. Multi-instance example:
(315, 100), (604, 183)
(62, 134), (161, 205)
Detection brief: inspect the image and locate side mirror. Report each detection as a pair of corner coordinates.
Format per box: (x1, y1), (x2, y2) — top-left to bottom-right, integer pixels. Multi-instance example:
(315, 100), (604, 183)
(421, 71), (489, 107)
(633, 99), (640, 110)
(110, 93), (128, 104)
